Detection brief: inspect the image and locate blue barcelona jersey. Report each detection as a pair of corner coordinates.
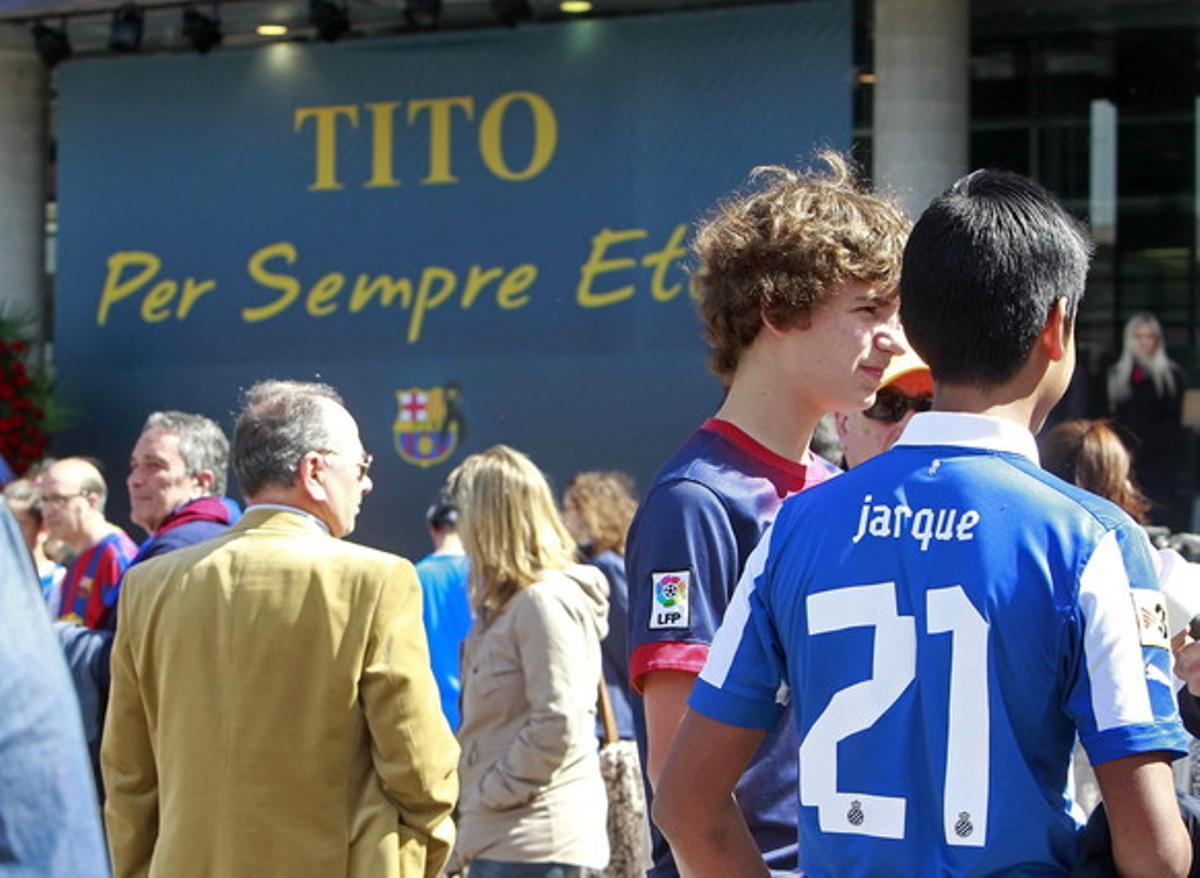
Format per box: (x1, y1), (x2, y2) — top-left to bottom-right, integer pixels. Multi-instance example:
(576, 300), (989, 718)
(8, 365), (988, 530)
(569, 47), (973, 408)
(627, 417), (838, 876)
(692, 412), (1188, 877)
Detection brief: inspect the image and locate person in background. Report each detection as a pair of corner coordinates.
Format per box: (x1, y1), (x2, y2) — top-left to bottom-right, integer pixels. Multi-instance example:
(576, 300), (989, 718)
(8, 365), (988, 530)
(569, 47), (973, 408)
(0, 503), (109, 878)
(1040, 419), (1149, 524)
(103, 380), (458, 878)
(833, 347), (932, 469)
(448, 445), (610, 878)
(125, 410), (240, 565)
(56, 411), (241, 799)
(625, 151), (909, 877)
(1108, 312), (1188, 530)
(39, 457), (137, 629)
(563, 470), (639, 742)
(4, 477), (66, 614)
(415, 488), (472, 732)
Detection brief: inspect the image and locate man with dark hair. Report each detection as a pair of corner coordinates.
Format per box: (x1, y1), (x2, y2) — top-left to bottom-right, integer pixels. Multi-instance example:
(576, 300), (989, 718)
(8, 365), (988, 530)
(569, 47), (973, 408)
(103, 380), (458, 878)
(415, 488), (471, 731)
(655, 170), (1191, 876)
(626, 152), (910, 875)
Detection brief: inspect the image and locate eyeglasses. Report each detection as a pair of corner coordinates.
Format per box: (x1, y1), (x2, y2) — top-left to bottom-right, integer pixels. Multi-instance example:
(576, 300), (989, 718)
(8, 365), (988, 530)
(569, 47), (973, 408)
(41, 490), (91, 506)
(862, 389), (933, 424)
(318, 449), (373, 482)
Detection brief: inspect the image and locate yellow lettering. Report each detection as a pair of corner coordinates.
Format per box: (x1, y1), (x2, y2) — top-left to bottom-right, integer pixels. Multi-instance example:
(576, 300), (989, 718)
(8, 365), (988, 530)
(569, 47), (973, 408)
(243, 242), (301, 322)
(294, 105), (359, 191)
(643, 224), (688, 302)
(97, 251), (161, 326)
(140, 281), (177, 323)
(576, 228), (647, 308)
(460, 265), (504, 309)
(306, 273), (345, 316)
(496, 264), (537, 310)
(408, 96), (475, 185)
(176, 278), (217, 319)
(479, 91), (557, 181)
(409, 267), (457, 343)
(349, 274), (413, 311)
(365, 102), (402, 189)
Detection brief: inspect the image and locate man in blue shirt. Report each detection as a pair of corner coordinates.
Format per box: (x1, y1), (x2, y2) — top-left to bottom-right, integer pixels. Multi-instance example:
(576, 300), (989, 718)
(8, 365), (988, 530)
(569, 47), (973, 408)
(415, 488), (472, 731)
(626, 151), (910, 875)
(655, 170), (1192, 876)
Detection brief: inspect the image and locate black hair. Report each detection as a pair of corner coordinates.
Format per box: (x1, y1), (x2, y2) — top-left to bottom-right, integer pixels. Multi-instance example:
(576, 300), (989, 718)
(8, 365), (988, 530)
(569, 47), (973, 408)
(899, 169), (1094, 385)
(425, 488), (458, 531)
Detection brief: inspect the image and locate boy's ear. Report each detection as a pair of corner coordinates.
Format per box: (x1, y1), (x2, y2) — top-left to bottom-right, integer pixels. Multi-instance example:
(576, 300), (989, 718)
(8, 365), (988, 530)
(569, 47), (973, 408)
(1039, 297), (1071, 362)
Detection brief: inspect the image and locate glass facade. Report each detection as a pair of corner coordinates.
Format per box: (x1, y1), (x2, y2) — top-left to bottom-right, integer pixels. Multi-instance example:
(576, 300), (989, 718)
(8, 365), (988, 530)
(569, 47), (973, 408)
(856, 1), (1200, 384)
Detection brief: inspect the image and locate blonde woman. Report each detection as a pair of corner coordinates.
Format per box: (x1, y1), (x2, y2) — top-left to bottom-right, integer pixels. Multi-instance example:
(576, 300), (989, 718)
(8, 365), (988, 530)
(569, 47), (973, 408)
(448, 445), (610, 878)
(1107, 312), (1187, 528)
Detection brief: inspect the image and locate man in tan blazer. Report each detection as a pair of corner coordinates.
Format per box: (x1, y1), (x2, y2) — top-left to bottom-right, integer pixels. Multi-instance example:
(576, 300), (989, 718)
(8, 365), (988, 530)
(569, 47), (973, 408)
(102, 380), (459, 878)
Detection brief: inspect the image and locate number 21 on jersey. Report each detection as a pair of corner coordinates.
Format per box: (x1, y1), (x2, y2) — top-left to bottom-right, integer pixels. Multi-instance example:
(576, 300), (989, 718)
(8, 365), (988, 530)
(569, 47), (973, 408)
(798, 581), (989, 846)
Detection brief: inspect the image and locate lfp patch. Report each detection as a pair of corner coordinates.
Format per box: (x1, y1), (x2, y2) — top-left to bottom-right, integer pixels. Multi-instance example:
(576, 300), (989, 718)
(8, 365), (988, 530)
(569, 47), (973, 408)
(1131, 588), (1170, 650)
(650, 571), (690, 630)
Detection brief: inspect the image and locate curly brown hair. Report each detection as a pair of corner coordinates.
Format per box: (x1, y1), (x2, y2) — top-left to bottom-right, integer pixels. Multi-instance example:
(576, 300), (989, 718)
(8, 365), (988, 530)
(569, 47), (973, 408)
(562, 470), (638, 556)
(692, 150), (910, 381)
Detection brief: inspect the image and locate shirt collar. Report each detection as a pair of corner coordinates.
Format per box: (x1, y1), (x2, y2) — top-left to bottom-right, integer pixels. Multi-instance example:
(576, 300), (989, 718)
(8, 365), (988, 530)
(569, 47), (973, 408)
(895, 412), (1040, 465)
(244, 503), (331, 534)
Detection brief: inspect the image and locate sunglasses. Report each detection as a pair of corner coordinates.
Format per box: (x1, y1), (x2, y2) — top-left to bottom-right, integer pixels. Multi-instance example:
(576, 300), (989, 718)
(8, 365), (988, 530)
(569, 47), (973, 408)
(318, 449), (374, 482)
(862, 389), (933, 424)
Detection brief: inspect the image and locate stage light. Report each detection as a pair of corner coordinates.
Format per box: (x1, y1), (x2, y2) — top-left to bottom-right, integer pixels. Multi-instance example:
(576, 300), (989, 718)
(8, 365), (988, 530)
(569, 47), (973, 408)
(405, 0), (441, 30)
(309, 0), (349, 41)
(492, 0), (532, 27)
(560, 1), (591, 12)
(109, 3), (144, 53)
(31, 20), (71, 67)
(256, 23), (289, 36)
(183, 7), (222, 54)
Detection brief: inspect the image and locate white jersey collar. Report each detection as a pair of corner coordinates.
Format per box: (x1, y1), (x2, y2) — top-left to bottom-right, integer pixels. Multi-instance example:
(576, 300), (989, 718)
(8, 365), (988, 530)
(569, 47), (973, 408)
(895, 412), (1040, 466)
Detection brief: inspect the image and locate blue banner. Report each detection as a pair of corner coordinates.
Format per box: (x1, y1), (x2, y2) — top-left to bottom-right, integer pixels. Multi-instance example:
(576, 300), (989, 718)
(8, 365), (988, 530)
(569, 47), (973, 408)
(55, 1), (851, 555)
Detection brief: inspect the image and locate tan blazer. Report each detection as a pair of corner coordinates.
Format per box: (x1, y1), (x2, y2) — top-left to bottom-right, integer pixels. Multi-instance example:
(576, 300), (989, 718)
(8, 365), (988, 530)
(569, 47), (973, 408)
(102, 507), (459, 878)
(451, 564), (609, 871)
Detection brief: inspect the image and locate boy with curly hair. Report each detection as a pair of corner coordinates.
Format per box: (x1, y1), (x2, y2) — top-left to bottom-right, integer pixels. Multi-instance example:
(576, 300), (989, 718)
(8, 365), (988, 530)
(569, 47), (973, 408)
(626, 151), (910, 876)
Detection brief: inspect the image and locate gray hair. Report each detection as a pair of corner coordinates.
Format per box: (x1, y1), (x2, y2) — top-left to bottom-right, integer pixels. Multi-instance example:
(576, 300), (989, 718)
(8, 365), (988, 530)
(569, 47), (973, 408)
(233, 380), (344, 497)
(4, 478), (43, 523)
(142, 411), (230, 497)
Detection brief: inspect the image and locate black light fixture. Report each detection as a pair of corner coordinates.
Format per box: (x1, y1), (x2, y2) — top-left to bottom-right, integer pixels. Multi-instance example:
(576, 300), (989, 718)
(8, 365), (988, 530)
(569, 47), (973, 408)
(405, 0), (441, 29)
(309, 0), (350, 42)
(109, 3), (145, 53)
(183, 5), (223, 54)
(491, 0), (531, 27)
(31, 19), (71, 67)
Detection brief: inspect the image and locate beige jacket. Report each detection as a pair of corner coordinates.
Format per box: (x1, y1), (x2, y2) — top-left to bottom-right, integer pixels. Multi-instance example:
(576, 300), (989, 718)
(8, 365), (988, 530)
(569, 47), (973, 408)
(102, 507), (459, 878)
(451, 564), (610, 871)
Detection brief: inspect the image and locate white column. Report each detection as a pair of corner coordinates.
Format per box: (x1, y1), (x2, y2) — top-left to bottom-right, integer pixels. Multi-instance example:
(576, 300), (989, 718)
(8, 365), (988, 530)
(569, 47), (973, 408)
(0, 46), (48, 341)
(872, 0), (969, 219)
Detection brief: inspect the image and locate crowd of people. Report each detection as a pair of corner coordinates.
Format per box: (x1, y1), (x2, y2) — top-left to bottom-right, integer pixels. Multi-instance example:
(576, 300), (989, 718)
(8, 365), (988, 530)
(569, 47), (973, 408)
(6, 151), (1200, 878)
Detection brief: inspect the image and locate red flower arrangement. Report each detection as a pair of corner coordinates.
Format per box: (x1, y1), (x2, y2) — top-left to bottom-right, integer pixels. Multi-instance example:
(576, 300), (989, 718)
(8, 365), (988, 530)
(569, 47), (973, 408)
(0, 326), (51, 476)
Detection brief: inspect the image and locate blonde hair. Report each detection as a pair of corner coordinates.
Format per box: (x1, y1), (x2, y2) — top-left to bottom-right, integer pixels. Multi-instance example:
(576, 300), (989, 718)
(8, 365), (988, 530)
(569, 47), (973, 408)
(1109, 312), (1177, 406)
(562, 470), (637, 555)
(693, 150), (910, 381)
(449, 445), (578, 614)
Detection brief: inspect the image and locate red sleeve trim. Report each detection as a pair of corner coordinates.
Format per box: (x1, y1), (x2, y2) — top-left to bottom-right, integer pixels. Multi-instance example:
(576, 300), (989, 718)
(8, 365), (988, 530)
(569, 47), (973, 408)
(630, 642), (710, 695)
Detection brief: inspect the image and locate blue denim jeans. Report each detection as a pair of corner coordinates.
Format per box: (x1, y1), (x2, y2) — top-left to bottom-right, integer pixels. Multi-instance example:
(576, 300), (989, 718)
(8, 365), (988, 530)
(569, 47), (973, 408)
(467, 860), (602, 878)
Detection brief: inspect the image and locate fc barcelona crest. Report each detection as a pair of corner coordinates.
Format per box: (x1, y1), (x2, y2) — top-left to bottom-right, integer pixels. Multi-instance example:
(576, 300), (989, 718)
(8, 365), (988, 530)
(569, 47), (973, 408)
(393, 384), (464, 468)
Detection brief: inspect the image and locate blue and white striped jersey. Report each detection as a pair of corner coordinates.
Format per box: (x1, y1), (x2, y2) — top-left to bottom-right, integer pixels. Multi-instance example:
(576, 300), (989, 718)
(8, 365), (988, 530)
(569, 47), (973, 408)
(691, 412), (1188, 877)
